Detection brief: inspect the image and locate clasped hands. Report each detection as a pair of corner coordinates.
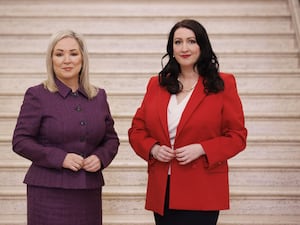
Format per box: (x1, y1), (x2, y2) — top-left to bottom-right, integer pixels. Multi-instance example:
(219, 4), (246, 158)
(63, 153), (101, 172)
(150, 144), (205, 165)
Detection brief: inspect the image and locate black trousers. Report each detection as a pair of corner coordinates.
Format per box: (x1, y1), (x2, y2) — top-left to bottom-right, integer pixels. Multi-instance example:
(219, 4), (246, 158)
(154, 176), (219, 225)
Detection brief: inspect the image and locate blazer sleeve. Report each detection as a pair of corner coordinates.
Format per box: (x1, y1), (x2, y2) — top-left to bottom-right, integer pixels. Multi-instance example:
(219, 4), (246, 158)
(91, 89), (119, 169)
(128, 77), (159, 161)
(12, 87), (67, 169)
(200, 74), (247, 168)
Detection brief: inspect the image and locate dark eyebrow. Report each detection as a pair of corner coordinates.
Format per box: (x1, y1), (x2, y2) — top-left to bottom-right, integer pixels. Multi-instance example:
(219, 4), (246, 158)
(174, 36), (196, 40)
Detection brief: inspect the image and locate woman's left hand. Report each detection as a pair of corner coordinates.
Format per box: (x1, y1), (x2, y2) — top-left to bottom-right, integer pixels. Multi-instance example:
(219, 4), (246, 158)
(175, 144), (205, 165)
(83, 155), (101, 172)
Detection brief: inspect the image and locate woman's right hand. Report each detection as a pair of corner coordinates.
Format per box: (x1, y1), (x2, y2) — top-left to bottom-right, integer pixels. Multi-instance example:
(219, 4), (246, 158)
(150, 144), (175, 162)
(63, 153), (84, 171)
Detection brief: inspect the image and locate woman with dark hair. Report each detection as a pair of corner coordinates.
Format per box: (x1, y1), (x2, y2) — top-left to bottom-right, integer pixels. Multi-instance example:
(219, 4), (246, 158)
(128, 19), (247, 225)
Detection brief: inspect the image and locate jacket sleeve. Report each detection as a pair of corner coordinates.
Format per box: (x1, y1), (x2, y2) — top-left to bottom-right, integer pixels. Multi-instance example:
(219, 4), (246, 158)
(200, 74), (247, 168)
(128, 77), (159, 161)
(91, 89), (119, 169)
(12, 87), (67, 169)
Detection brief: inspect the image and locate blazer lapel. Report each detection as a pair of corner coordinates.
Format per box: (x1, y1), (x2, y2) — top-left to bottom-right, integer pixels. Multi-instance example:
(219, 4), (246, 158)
(158, 87), (171, 143)
(176, 78), (207, 137)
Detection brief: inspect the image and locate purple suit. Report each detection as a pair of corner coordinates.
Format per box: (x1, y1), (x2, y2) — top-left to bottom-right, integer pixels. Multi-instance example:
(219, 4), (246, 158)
(12, 78), (119, 189)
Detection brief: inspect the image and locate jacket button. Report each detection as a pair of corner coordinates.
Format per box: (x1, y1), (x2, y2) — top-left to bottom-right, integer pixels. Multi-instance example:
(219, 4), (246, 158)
(80, 121), (86, 126)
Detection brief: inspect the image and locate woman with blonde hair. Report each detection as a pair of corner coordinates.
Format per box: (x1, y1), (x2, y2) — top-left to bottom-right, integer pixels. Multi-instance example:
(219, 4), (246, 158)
(13, 30), (119, 225)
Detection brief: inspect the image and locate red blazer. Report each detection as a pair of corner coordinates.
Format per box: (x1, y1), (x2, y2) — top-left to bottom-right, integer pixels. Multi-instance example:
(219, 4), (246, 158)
(128, 73), (247, 215)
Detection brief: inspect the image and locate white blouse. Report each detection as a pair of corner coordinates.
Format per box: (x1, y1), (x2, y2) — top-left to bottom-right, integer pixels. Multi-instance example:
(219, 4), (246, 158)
(167, 90), (194, 173)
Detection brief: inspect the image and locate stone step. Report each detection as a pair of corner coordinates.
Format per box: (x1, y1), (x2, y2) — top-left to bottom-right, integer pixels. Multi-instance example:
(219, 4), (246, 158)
(1, 214), (300, 225)
(103, 159), (300, 187)
(108, 95), (300, 118)
(0, 16), (295, 36)
(2, 133), (300, 143)
(1, 68), (298, 78)
(0, 33), (297, 54)
(0, 0), (290, 18)
(3, 132), (300, 158)
(1, 72), (300, 92)
(1, 92), (300, 118)
(0, 159), (299, 187)
(230, 140), (300, 161)
(0, 185), (299, 216)
(114, 116), (300, 137)
(1, 115), (300, 138)
(103, 214), (300, 225)
(0, 70), (300, 95)
(0, 52), (299, 74)
(2, 138), (300, 162)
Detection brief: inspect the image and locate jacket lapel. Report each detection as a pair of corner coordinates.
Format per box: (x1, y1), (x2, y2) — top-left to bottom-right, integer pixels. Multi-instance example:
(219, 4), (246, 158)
(158, 86), (171, 143)
(176, 78), (207, 137)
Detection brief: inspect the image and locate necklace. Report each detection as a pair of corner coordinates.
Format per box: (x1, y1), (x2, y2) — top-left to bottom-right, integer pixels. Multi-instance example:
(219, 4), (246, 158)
(181, 80), (198, 92)
(182, 86), (195, 92)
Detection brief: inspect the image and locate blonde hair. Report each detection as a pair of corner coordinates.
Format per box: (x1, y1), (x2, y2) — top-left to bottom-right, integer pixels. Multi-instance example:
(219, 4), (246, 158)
(43, 30), (98, 99)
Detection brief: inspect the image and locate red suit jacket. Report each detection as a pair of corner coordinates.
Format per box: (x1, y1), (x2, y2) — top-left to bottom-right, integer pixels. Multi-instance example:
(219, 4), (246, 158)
(128, 73), (247, 215)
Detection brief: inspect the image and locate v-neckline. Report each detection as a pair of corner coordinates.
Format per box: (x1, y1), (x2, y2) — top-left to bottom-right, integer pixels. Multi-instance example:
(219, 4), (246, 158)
(175, 88), (194, 105)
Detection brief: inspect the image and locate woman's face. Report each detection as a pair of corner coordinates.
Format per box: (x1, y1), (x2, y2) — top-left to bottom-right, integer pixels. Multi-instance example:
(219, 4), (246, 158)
(173, 27), (200, 69)
(52, 37), (82, 84)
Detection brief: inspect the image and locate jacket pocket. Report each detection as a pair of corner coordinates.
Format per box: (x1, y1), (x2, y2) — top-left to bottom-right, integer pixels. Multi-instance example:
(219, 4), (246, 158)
(205, 161), (228, 174)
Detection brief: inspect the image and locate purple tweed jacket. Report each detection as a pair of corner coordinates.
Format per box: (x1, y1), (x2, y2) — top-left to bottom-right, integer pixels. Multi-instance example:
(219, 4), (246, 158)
(12, 78), (119, 189)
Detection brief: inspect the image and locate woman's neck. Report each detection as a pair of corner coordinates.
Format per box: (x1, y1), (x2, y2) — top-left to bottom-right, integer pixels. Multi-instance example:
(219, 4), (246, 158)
(179, 68), (198, 81)
(178, 68), (199, 93)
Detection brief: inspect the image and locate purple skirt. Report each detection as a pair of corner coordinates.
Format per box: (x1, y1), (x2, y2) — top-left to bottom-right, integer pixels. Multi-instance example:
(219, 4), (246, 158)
(27, 185), (102, 225)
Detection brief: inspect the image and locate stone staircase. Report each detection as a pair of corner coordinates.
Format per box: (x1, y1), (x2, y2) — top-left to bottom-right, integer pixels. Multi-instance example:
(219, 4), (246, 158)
(0, 0), (300, 224)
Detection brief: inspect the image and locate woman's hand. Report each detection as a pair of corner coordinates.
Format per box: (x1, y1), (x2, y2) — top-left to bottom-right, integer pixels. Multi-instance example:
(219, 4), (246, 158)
(63, 153), (84, 171)
(63, 153), (101, 172)
(150, 144), (175, 162)
(83, 155), (101, 172)
(175, 144), (205, 165)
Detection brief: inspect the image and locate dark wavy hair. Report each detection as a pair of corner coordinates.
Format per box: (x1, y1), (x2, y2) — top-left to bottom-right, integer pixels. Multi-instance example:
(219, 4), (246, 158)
(159, 19), (224, 94)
